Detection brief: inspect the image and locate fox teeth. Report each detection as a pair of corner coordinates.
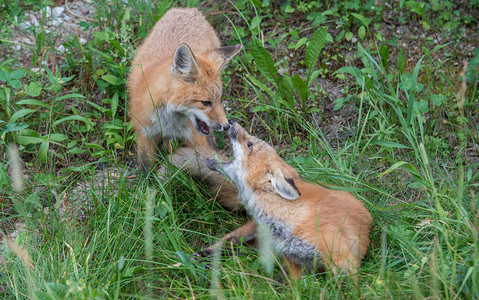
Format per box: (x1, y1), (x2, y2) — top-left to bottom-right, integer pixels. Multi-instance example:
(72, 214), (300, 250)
(196, 118), (209, 135)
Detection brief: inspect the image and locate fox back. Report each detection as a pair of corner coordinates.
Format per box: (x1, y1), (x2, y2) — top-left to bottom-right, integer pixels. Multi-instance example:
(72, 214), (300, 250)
(206, 120), (372, 278)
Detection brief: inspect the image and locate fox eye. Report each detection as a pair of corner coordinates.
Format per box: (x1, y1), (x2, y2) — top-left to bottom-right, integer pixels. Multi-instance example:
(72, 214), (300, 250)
(202, 101), (212, 106)
(247, 141), (253, 150)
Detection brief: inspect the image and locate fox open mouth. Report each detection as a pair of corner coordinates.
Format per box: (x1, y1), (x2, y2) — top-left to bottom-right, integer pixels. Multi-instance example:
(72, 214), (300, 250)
(195, 117), (210, 135)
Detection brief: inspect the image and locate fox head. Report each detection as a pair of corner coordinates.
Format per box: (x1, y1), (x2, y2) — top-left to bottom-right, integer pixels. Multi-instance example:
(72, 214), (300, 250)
(170, 44), (242, 136)
(206, 120), (301, 201)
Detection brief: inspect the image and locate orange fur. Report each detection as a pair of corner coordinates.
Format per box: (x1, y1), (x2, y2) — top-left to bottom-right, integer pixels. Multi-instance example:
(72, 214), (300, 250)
(205, 121), (373, 279)
(128, 8), (241, 168)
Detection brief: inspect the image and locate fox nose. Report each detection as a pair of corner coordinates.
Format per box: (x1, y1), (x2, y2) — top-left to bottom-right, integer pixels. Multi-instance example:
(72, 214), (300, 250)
(223, 123), (230, 131)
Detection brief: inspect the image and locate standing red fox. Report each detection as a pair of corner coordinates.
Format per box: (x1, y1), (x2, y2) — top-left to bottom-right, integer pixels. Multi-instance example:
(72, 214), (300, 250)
(128, 7), (242, 170)
(203, 120), (373, 279)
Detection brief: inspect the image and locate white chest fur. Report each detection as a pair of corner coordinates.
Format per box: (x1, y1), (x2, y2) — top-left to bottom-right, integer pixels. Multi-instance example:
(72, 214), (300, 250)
(142, 104), (193, 140)
(249, 198), (322, 269)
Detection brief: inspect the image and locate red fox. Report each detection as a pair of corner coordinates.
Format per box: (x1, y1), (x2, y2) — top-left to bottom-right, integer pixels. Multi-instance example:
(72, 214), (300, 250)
(128, 7), (242, 169)
(203, 120), (373, 278)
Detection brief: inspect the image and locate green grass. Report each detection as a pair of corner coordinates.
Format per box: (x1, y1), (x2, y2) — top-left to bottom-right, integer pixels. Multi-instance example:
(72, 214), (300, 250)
(1, 0), (478, 299)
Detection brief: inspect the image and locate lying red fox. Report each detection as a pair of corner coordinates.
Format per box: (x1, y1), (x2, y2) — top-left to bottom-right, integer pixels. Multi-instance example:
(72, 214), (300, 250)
(203, 120), (372, 278)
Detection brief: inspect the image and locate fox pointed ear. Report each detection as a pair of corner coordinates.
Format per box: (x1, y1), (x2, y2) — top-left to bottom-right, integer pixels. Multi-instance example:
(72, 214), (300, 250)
(271, 171), (300, 200)
(171, 44), (199, 82)
(210, 44), (242, 70)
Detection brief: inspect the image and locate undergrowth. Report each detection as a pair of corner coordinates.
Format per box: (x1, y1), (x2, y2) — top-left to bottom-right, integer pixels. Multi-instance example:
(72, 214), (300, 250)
(1, 0), (478, 299)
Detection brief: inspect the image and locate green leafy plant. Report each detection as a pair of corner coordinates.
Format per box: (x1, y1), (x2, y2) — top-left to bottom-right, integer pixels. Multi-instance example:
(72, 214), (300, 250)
(1, 1), (478, 299)
(246, 26), (330, 133)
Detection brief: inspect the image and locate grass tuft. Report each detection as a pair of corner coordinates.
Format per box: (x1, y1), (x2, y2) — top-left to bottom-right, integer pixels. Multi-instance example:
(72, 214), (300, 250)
(1, 0), (478, 298)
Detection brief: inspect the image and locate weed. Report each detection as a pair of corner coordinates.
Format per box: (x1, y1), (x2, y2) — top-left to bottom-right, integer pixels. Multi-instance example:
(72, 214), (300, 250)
(1, 0), (478, 299)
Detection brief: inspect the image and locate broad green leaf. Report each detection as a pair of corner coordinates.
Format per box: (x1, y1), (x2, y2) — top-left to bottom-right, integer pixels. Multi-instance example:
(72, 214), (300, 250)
(85, 100), (107, 113)
(379, 45), (389, 69)
(377, 161), (421, 178)
(333, 97), (346, 110)
(406, 0), (426, 18)
(85, 143), (104, 150)
(334, 66), (364, 85)
(421, 21), (431, 30)
(400, 73), (424, 92)
(250, 38), (278, 84)
(0, 163), (10, 187)
(0, 69), (8, 82)
(415, 100), (428, 114)
(111, 92), (119, 118)
(9, 69), (26, 80)
(176, 251), (193, 267)
(371, 140), (411, 149)
(123, 266), (144, 278)
(291, 74), (308, 103)
(93, 31), (110, 42)
(0, 122), (29, 134)
(375, 31), (383, 42)
(56, 93), (85, 102)
(284, 4), (295, 13)
(408, 181), (426, 189)
(10, 79), (22, 89)
(25, 81), (42, 97)
(310, 70), (321, 82)
(8, 108), (36, 124)
(406, 57), (425, 125)
(17, 134), (44, 145)
(358, 26), (366, 39)
(278, 74), (295, 107)
(465, 56), (478, 83)
(398, 50), (406, 74)
(53, 115), (94, 130)
(89, 46), (115, 63)
(66, 148), (86, 154)
(110, 40), (125, 56)
(61, 164), (94, 173)
(40, 282), (69, 298)
(49, 133), (68, 142)
(67, 140), (77, 148)
(16, 99), (50, 109)
(292, 37), (308, 51)
(431, 94), (447, 106)
(305, 26), (328, 81)
(250, 16), (262, 29)
(25, 193), (42, 210)
(351, 13), (371, 28)
(245, 74), (275, 98)
(252, 104), (269, 113)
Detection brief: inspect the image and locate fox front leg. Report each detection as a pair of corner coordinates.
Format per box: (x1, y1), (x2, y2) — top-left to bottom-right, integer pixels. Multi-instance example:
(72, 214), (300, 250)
(193, 219), (257, 258)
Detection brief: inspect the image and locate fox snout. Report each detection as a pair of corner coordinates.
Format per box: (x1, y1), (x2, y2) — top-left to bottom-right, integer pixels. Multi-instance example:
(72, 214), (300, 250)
(211, 122), (230, 132)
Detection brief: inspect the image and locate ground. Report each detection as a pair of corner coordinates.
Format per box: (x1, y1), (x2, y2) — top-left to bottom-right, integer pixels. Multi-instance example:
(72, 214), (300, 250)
(1, 0), (478, 298)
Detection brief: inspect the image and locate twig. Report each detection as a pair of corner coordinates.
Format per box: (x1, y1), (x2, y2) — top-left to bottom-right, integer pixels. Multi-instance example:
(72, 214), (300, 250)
(65, 0), (97, 23)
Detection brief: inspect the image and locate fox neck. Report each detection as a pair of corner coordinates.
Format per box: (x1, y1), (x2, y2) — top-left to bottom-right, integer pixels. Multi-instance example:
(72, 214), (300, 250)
(228, 165), (304, 225)
(247, 191), (304, 225)
(243, 190), (321, 269)
(146, 103), (195, 141)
